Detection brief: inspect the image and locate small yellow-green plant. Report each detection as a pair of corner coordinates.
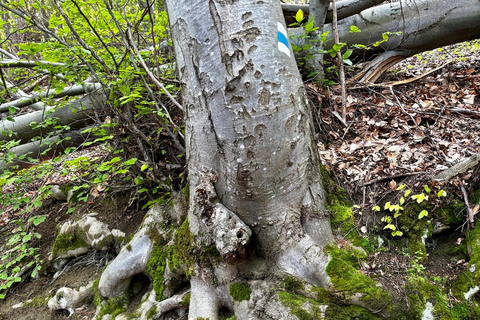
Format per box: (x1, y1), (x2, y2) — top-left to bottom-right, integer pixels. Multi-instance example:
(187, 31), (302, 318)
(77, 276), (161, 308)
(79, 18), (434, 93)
(375, 184), (447, 237)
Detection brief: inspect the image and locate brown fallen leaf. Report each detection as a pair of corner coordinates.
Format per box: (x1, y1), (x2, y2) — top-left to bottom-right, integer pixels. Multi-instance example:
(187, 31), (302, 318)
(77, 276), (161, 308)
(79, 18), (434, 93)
(389, 180), (397, 190)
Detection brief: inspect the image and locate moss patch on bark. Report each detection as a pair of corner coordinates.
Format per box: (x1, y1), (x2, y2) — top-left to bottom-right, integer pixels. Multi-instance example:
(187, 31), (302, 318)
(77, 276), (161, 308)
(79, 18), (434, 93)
(229, 282), (251, 302)
(320, 164), (366, 249)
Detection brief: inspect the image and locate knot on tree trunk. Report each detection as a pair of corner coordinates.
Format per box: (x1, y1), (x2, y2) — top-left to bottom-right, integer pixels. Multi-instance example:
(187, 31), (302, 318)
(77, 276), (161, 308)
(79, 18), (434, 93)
(194, 172), (252, 262)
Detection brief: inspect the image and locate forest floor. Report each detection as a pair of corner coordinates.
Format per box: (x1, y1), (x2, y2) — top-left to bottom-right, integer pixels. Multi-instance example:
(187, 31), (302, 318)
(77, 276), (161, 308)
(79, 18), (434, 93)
(0, 42), (479, 319)
(314, 41), (480, 305)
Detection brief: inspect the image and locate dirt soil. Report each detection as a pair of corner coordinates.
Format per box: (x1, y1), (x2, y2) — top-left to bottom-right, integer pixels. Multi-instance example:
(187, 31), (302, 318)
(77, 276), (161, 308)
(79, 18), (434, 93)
(0, 188), (146, 320)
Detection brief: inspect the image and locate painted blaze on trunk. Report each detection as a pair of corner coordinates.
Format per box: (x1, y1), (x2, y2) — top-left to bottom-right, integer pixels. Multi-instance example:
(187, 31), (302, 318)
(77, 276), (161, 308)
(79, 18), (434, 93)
(166, 0), (333, 285)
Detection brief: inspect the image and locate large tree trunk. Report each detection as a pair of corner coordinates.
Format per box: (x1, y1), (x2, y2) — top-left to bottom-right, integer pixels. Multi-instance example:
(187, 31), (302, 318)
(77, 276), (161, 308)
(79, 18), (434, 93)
(165, 0), (333, 318)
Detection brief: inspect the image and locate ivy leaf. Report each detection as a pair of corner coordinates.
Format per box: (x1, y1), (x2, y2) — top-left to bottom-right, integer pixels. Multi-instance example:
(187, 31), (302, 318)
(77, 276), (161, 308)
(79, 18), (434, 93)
(412, 193), (427, 204)
(399, 197), (405, 205)
(418, 210), (429, 219)
(384, 202), (391, 210)
(391, 230), (403, 237)
(404, 189), (412, 197)
(372, 205), (380, 212)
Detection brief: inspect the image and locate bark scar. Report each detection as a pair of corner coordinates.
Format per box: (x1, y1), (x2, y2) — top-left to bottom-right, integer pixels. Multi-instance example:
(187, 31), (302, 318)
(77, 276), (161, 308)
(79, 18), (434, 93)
(194, 172), (252, 261)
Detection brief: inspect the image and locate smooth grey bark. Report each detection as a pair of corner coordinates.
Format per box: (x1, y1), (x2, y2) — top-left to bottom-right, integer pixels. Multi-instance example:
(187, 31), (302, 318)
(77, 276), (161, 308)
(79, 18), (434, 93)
(282, 0), (384, 23)
(166, 0), (333, 318)
(0, 92), (104, 144)
(0, 83), (102, 112)
(304, 0), (330, 76)
(295, 0), (480, 82)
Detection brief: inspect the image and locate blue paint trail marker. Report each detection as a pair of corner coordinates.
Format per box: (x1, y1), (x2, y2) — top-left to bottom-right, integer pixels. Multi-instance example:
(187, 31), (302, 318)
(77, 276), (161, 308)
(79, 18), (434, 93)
(277, 22), (291, 57)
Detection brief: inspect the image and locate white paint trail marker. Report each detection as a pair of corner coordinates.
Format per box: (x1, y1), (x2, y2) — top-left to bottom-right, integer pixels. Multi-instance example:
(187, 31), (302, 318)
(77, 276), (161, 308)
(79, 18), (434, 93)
(277, 22), (291, 57)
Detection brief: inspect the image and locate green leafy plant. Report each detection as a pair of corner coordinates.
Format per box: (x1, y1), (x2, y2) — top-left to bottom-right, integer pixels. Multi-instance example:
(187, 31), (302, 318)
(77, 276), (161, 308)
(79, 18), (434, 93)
(376, 184), (446, 237)
(0, 0), (183, 300)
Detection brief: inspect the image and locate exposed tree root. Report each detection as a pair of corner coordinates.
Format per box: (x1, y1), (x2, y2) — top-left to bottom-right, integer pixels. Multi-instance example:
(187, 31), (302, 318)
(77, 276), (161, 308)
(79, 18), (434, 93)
(89, 174), (341, 319)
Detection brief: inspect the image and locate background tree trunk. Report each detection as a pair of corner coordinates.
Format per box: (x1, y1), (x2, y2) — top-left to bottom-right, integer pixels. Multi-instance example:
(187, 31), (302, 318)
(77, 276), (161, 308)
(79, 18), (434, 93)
(289, 0), (480, 82)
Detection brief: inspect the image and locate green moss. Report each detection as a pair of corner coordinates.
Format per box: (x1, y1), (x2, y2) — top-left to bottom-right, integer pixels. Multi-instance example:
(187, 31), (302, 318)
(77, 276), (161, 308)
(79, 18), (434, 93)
(96, 233), (114, 249)
(330, 242), (368, 269)
(282, 275), (305, 293)
(403, 275), (447, 319)
(407, 234), (427, 263)
(278, 250), (383, 319)
(97, 291), (132, 319)
(126, 244), (132, 251)
(452, 223), (480, 305)
(325, 304), (382, 320)
(51, 228), (89, 259)
(436, 198), (465, 226)
(23, 294), (50, 307)
(169, 217), (195, 273)
(278, 291), (327, 320)
(325, 245), (390, 311)
(180, 292), (191, 307)
(146, 217), (198, 300)
(397, 201), (430, 235)
(229, 282), (251, 302)
(320, 164), (364, 248)
(145, 244), (168, 300)
(146, 305), (157, 319)
(469, 188), (480, 204)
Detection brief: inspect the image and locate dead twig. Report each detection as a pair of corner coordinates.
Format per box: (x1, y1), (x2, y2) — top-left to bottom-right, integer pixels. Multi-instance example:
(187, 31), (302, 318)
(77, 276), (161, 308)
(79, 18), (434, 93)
(363, 172), (425, 186)
(460, 182), (474, 226)
(331, 0), (347, 121)
(433, 153), (480, 182)
(351, 60), (454, 89)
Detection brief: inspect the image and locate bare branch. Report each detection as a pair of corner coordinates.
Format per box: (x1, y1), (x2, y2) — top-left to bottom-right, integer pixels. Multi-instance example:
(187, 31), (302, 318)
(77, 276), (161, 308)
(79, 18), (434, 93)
(53, 0), (111, 74)
(331, 0), (347, 121)
(0, 49), (19, 60)
(0, 130), (90, 170)
(125, 27), (184, 112)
